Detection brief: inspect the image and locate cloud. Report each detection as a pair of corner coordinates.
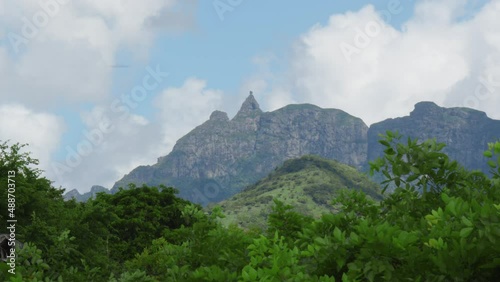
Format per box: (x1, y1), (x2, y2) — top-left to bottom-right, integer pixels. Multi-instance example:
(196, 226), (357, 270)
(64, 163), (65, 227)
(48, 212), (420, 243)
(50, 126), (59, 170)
(154, 78), (224, 150)
(49, 104), (164, 191)
(0, 0), (200, 191)
(255, 0), (500, 125)
(0, 0), (194, 109)
(145, 0), (198, 33)
(47, 77), (223, 192)
(0, 104), (65, 172)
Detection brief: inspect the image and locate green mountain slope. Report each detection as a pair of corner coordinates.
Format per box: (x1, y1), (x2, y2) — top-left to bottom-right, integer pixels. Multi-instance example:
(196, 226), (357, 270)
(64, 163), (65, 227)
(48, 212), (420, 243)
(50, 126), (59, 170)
(216, 155), (382, 229)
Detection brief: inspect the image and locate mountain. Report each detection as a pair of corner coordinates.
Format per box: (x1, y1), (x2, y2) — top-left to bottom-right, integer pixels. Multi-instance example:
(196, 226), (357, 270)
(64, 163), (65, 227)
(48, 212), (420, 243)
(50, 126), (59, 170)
(368, 102), (500, 173)
(111, 94), (368, 204)
(63, 185), (110, 202)
(67, 96), (500, 204)
(215, 155), (382, 229)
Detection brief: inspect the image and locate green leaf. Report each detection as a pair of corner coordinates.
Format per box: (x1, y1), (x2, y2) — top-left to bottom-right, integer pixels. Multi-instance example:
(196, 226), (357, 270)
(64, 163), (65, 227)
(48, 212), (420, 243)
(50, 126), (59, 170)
(441, 193), (450, 203)
(384, 148), (396, 155)
(379, 140), (391, 147)
(460, 227), (473, 238)
(409, 166), (420, 174)
(487, 160), (497, 168)
(461, 216), (473, 227)
(350, 232), (359, 244)
(483, 151), (493, 158)
(407, 174), (419, 182)
(495, 142), (500, 154)
(334, 227), (342, 241)
(395, 178), (401, 187)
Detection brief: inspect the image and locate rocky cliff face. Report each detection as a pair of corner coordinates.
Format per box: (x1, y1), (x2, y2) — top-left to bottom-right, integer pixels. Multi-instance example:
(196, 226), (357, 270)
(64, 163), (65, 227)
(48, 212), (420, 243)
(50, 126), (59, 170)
(70, 97), (500, 204)
(112, 94), (368, 204)
(368, 102), (500, 173)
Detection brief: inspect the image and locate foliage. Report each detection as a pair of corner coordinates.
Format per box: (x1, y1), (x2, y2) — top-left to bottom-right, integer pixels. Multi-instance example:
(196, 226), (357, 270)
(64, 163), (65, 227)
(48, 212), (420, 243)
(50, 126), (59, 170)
(218, 155), (382, 229)
(1, 135), (499, 281)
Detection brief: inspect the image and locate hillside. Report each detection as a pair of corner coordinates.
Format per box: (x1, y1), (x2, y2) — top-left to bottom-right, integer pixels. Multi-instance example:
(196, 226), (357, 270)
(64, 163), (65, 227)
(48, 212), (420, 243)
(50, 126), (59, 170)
(215, 155), (382, 229)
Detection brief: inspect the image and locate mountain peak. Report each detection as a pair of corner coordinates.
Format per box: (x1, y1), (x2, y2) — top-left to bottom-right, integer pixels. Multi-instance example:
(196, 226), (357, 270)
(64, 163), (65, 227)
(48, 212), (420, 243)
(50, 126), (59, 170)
(414, 101), (439, 109)
(235, 92), (262, 117)
(410, 101), (440, 117)
(209, 110), (229, 122)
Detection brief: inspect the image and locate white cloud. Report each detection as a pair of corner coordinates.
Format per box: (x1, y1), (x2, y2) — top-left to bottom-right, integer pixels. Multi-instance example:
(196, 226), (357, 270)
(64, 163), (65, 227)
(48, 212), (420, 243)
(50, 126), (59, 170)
(49, 103), (165, 191)
(0, 104), (65, 172)
(155, 78), (224, 150)
(47, 78), (223, 193)
(0, 0), (198, 192)
(3, 0), (500, 194)
(256, 0), (500, 125)
(0, 0), (192, 108)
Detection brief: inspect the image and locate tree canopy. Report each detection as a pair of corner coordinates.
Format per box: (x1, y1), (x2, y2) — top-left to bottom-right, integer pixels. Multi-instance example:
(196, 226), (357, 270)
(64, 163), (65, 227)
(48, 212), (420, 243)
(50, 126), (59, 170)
(1, 134), (499, 281)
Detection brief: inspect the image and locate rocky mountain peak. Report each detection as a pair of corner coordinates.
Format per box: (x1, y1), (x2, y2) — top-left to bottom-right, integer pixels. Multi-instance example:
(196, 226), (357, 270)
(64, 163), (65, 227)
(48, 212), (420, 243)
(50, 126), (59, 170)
(90, 185), (109, 194)
(234, 92), (262, 118)
(63, 189), (81, 200)
(410, 101), (440, 117)
(209, 110), (229, 122)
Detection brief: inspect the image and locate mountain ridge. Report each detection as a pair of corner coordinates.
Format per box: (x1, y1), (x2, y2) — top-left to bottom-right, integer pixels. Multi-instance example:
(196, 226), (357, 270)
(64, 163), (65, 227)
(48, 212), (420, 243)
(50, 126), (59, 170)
(110, 93), (368, 204)
(65, 97), (500, 203)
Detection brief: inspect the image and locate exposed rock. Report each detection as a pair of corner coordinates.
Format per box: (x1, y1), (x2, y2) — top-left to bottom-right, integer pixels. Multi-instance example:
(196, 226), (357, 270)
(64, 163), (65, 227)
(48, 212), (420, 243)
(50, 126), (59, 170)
(368, 101), (500, 173)
(81, 97), (500, 205)
(64, 185), (110, 202)
(63, 189), (81, 201)
(112, 94), (368, 204)
(209, 110), (229, 122)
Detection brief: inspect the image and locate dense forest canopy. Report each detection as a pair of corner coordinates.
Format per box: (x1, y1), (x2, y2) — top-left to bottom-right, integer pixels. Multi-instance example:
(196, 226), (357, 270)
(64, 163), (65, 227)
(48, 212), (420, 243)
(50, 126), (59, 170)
(0, 133), (499, 281)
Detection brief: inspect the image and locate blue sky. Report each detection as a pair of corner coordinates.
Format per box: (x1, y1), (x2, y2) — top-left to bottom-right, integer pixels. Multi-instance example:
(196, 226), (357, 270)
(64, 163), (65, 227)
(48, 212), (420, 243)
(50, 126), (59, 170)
(1, 0), (499, 192)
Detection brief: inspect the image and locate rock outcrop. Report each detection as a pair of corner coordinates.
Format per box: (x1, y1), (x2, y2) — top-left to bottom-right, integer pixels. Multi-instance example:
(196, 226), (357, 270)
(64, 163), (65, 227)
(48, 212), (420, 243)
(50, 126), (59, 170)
(368, 102), (500, 173)
(63, 185), (110, 202)
(111, 94), (368, 204)
(72, 97), (499, 205)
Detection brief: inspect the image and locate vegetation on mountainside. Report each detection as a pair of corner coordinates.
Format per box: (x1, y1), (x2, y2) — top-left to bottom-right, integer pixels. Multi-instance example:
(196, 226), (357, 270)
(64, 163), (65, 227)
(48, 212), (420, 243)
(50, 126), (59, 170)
(1, 132), (499, 281)
(216, 155), (382, 229)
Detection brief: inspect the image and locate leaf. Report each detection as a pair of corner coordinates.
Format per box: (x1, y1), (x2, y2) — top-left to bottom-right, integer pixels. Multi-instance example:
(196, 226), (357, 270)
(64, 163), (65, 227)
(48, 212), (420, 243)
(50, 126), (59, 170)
(384, 148), (396, 155)
(487, 160), (497, 168)
(483, 151), (493, 158)
(409, 166), (420, 174)
(379, 140), (391, 147)
(460, 227), (473, 238)
(461, 216), (473, 227)
(315, 237), (326, 245)
(428, 238), (438, 248)
(441, 193), (450, 203)
(350, 232), (359, 244)
(495, 142), (500, 154)
(334, 227), (342, 242)
(407, 174), (419, 182)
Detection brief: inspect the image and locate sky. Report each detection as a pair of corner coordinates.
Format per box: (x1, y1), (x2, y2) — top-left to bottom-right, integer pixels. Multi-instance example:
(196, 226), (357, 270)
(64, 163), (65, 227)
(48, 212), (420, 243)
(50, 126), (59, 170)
(0, 0), (499, 193)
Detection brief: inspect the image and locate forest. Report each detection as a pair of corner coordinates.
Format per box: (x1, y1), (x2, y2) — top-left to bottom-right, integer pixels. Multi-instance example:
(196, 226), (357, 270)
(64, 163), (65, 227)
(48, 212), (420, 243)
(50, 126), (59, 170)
(0, 132), (499, 281)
